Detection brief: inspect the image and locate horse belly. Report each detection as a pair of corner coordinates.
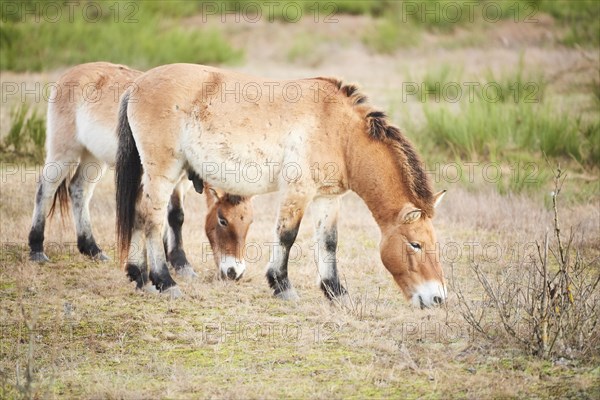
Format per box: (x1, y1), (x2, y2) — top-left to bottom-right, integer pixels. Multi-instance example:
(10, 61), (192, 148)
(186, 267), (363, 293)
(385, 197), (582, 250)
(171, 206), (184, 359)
(185, 134), (283, 196)
(75, 110), (118, 164)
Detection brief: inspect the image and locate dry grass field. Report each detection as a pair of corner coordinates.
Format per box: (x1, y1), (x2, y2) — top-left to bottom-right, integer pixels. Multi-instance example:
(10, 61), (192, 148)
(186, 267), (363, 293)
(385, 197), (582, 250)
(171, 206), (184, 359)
(1, 2), (599, 399)
(1, 169), (599, 399)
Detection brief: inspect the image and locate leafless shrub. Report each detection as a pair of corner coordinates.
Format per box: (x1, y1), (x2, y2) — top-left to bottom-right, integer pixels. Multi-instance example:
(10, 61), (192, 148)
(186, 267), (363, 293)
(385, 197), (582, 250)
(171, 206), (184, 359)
(452, 165), (600, 360)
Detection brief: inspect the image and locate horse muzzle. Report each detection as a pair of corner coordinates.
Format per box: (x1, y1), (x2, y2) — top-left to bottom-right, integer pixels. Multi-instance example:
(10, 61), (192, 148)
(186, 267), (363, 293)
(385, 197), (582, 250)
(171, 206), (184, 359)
(219, 256), (246, 281)
(411, 281), (447, 309)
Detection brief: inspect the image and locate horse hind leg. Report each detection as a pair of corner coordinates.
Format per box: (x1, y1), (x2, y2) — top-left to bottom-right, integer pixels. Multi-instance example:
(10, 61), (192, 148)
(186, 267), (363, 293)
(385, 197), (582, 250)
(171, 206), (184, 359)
(68, 151), (108, 260)
(28, 158), (77, 262)
(141, 170), (183, 298)
(125, 214), (152, 292)
(312, 196), (346, 300)
(163, 178), (197, 278)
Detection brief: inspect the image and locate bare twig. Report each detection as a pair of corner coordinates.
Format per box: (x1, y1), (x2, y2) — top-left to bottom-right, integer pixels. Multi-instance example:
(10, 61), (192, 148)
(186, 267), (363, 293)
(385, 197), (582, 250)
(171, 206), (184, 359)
(453, 163), (599, 360)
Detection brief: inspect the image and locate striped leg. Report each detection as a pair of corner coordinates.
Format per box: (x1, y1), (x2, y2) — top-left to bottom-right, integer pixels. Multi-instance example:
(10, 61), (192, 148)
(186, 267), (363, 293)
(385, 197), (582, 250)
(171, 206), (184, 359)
(69, 151), (108, 260)
(312, 196), (346, 299)
(125, 215), (150, 291)
(28, 160), (75, 262)
(141, 173), (181, 297)
(163, 178), (197, 277)
(266, 193), (310, 300)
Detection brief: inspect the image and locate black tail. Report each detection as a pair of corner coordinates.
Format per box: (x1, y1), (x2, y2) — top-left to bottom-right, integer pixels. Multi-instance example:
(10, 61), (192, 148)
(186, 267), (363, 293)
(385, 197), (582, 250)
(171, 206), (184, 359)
(115, 91), (142, 266)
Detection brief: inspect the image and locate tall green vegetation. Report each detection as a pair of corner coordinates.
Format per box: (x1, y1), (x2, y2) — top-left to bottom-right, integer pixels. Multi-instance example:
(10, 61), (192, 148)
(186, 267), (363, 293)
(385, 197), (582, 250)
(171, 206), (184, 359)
(423, 100), (599, 166)
(402, 58), (599, 168)
(0, 1), (242, 72)
(398, 59), (599, 194)
(361, 0), (599, 54)
(3, 104), (46, 162)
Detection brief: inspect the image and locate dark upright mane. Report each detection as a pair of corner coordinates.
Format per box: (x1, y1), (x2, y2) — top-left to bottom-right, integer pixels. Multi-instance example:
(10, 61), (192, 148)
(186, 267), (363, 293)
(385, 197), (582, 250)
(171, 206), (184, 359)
(365, 110), (434, 215)
(315, 77), (368, 106)
(318, 78), (434, 216)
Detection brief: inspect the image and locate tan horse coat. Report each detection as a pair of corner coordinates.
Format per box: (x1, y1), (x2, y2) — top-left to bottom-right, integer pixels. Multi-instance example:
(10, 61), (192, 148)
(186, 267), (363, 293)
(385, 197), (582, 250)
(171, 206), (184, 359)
(29, 62), (252, 284)
(117, 63), (446, 306)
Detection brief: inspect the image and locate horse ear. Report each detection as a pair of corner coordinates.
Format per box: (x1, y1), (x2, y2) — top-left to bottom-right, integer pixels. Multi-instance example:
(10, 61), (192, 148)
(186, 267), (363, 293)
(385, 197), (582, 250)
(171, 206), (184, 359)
(401, 209), (422, 224)
(433, 190), (447, 208)
(208, 187), (223, 201)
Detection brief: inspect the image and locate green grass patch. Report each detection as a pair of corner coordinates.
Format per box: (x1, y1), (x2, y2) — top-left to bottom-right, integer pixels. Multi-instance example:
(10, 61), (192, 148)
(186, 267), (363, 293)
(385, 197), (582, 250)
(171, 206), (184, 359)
(407, 64), (464, 101)
(410, 57), (546, 104)
(496, 161), (552, 195)
(3, 103), (46, 162)
(422, 100), (598, 166)
(261, 0), (392, 21)
(536, 0), (600, 47)
(0, 1), (243, 72)
(363, 17), (423, 53)
(479, 56), (547, 104)
(398, 60), (598, 195)
(361, 0), (599, 54)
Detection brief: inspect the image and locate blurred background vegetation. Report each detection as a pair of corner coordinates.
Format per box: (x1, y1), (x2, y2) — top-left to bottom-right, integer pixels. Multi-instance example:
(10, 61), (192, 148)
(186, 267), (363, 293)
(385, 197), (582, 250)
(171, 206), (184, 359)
(2, 0), (598, 71)
(1, 0), (598, 194)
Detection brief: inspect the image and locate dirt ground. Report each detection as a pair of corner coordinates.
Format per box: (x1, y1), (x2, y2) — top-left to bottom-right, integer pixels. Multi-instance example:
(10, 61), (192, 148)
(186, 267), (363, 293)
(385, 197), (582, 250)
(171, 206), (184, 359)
(1, 11), (599, 400)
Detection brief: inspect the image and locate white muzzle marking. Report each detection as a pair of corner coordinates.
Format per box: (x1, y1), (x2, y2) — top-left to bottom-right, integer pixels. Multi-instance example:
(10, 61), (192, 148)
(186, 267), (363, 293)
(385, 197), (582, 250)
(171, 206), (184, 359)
(219, 255), (246, 280)
(411, 281), (447, 309)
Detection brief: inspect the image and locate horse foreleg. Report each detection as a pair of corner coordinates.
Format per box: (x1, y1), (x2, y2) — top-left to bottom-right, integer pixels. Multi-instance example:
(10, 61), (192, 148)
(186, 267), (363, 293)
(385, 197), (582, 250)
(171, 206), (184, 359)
(266, 194), (310, 300)
(163, 178), (197, 278)
(312, 196), (346, 300)
(69, 152), (109, 260)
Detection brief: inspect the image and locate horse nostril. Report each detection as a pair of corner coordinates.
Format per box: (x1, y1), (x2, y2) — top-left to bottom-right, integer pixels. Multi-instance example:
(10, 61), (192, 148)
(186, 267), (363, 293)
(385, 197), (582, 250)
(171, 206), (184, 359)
(433, 296), (443, 305)
(226, 267), (237, 280)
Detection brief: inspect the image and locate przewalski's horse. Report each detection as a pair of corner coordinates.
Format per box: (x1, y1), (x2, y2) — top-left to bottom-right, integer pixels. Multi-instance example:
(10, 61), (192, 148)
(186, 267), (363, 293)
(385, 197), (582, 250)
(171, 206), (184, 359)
(116, 63), (447, 306)
(28, 62), (252, 282)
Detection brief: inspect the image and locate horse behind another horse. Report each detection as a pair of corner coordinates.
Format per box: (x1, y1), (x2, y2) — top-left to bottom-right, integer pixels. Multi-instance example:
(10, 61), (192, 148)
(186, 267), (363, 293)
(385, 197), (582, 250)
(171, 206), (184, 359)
(28, 62), (253, 287)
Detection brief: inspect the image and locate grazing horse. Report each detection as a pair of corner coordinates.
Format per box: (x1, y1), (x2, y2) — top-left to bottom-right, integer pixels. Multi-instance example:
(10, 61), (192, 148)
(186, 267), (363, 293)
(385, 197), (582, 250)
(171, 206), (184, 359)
(116, 63), (447, 306)
(28, 62), (252, 282)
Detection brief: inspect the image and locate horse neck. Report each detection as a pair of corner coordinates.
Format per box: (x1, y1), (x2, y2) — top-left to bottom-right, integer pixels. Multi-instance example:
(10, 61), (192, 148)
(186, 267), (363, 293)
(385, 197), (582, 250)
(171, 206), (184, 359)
(345, 134), (410, 230)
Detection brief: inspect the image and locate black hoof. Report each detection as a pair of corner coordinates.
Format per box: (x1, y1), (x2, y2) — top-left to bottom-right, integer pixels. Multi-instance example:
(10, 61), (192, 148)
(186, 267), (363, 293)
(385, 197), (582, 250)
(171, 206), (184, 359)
(30, 251), (50, 263)
(320, 279), (347, 300)
(77, 236), (103, 258)
(267, 273), (298, 300)
(168, 248), (191, 270)
(150, 265), (178, 293)
(126, 263), (147, 290)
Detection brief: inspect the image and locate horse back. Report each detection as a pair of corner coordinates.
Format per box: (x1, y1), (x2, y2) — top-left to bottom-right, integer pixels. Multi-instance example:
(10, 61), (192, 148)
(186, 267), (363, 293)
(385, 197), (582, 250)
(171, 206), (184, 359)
(126, 63), (360, 196)
(47, 62), (141, 163)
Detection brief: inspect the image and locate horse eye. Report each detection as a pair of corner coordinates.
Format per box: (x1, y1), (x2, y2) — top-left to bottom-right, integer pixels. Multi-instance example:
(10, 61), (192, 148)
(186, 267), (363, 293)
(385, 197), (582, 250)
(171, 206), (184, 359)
(410, 242), (421, 251)
(218, 217), (228, 227)
(217, 211), (228, 227)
